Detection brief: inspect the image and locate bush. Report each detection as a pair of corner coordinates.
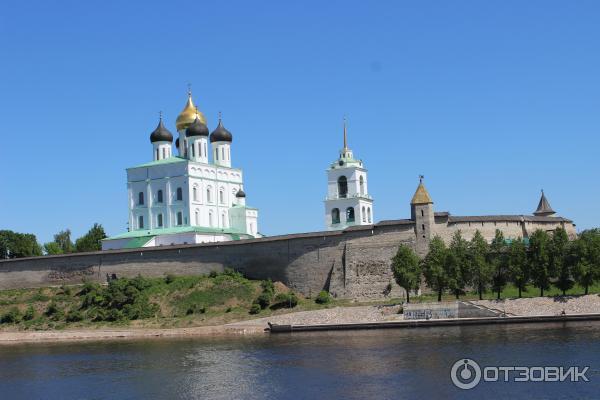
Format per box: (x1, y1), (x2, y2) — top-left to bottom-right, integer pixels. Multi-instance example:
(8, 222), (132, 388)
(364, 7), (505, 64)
(249, 303), (261, 315)
(23, 305), (35, 321)
(66, 310), (83, 322)
(223, 268), (244, 280)
(272, 292), (298, 309)
(225, 307), (232, 313)
(256, 292), (271, 309)
(186, 304), (206, 315)
(315, 290), (331, 304)
(164, 274), (176, 284)
(1, 307), (22, 324)
(60, 285), (72, 296)
(209, 270), (218, 278)
(261, 279), (275, 296)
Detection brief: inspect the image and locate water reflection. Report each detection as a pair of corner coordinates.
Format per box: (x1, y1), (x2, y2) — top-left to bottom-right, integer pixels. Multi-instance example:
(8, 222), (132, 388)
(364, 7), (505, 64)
(0, 322), (599, 399)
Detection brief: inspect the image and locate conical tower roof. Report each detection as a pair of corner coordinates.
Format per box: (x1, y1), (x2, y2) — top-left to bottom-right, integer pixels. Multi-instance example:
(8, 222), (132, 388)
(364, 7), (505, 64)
(411, 177), (433, 205)
(534, 190), (555, 216)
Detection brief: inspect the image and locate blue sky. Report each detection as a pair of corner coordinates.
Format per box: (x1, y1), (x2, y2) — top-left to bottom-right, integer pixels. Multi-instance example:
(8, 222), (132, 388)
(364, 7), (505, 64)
(1, 1), (598, 244)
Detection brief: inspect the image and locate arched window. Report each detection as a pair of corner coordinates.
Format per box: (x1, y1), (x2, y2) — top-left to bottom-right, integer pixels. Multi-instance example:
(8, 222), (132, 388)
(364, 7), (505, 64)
(157, 214), (163, 228)
(206, 186), (212, 203)
(346, 207), (355, 222)
(221, 213), (226, 227)
(221, 148), (225, 160)
(337, 176), (348, 198)
(362, 206), (366, 222)
(195, 210), (199, 225)
(359, 176), (364, 195)
(138, 192), (144, 205)
(191, 143), (195, 157)
(332, 208), (340, 224)
(156, 148), (159, 160)
(138, 215), (144, 229)
(176, 187), (183, 201)
(193, 187), (198, 201)
(367, 207), (372, 223)
(421, 209), (424, 217)
(250, 223), (254, 234)
(219, 189), (224, 204)
(177, 212), (183, 226)
(157, 190), (163, 203)
(208, 211), (214, 227)
(215, 149), (219, 160)
(162, 148), (166, 159)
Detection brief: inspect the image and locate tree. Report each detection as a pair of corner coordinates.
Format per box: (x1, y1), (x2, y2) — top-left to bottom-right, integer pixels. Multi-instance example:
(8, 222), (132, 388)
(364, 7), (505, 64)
(469, 230), (493, 300)
(0, 230), (42, 259)
(44, 242), (64, 255)
(75, 223), (107, 252)
(53, 229), (74, 254)
(551, 227), (574, 295)
(572, 229), (600, 295)
(529, 229), (552, 296)
(421, 236), (450, 302)
(391, 244), (421, 303)
(489, 230), (509, 299)
(447, 231), (470, 299)
(508, 237), (529, 298)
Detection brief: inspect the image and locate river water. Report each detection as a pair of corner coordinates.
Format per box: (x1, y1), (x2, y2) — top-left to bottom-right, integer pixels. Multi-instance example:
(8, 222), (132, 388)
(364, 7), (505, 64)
(1, 321), (599, 399)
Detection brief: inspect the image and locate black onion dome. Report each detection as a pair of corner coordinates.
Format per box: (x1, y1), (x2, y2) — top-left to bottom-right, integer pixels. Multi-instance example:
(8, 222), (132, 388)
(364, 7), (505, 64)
(210, 119), (233, 143)
(186, 117), (209, 137)
(236, 189), (246, 198)
(150, 119), (173, 143)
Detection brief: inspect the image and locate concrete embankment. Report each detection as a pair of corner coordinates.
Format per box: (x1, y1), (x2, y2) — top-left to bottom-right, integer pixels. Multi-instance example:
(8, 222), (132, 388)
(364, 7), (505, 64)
(267, 313), (600, 333)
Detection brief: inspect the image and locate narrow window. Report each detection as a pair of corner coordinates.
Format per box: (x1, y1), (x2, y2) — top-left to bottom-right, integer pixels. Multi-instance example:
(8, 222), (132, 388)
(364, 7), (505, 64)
(362, 206), (366, 222)
(209, 212), (214, 227)
(332, 208), (340, 224)
(221, 148), (225, 160)
(221, 213), (226, 227)
(157, 214), (163, 227)
(195, 211), (199, 225)
(337, 176), (348, 198)
(346, 207), (355, 222)
(162, 148), (166, 159)
(422, 224), (425, 231)
(138, 215), (144, 229)
(215, 149), (219, 160)
(193, 187), (198, 201)
(228, 148), (230, 160)
(359, 176), (364, 195)
(207, 187), (212, 203)
(176, 187), (183, 201)
(368, 207), (371, 223)
(191, 143), (195, 157)
(219, 190), (224, 204)
(421, 209), (424, 217)
(157, 190), (163, 203)
(156, 149), (159, 160)
(177, 212), (183, 226)
(138, 192), (144, 205)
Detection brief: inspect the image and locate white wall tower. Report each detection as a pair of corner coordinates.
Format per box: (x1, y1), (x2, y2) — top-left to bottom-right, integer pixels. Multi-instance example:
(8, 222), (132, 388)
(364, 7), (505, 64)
(324, 119), (374, 230)
(210, 113), (233, 168)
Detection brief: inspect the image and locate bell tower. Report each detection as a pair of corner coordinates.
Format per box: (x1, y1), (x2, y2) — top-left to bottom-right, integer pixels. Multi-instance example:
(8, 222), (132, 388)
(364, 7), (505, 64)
(324, 119), (374, 230)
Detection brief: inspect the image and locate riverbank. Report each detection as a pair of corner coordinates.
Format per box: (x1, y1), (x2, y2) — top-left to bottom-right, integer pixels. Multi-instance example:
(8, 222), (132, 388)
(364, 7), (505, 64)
(2, 295), (599, 344)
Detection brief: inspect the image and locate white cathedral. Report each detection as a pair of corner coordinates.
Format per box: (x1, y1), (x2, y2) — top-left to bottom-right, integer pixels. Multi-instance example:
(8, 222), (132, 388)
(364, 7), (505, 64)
(102, 92), (260, 250)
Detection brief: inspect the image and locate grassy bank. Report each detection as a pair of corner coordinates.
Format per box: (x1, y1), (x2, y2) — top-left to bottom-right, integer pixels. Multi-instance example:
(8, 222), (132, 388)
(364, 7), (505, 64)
(0, 271), (363, 331)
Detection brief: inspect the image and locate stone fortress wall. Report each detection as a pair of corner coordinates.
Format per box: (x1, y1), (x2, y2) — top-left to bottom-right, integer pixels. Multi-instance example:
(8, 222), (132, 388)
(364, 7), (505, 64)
(0, 205), (575, 300)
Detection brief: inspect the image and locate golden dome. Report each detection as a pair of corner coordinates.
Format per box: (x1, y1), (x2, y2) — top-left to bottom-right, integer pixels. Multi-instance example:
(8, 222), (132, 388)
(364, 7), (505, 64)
(175, 92), (207, 131)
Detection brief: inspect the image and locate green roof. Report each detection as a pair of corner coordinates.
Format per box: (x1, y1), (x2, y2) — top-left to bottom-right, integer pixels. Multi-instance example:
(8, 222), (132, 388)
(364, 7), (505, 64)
(123, 236), (155, 249)
(129, 156), (187, 169)
(105, 225), (252, 241)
